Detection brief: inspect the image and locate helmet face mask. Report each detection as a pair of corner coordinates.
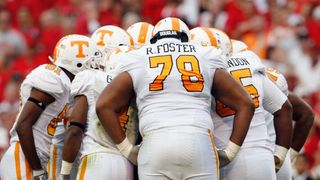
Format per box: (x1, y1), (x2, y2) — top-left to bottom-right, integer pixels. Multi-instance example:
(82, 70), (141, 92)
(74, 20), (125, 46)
(50, 34), (101, 75)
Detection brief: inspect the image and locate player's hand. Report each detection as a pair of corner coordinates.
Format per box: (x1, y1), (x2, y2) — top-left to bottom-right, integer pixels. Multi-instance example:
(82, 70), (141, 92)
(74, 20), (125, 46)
(33, 170), (48, 180)
(127, 145), (140, 165)
(116, 137), (140, 165)
(274, 155), (282, 172)
(60, 174), (70, 180)
(274, 145), (288, 172)
(217, 141), (241, 168)
(217, 149), (231, 168)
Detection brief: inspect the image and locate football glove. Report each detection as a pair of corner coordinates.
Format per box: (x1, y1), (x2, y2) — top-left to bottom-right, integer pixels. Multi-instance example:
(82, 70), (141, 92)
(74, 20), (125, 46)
(290, 148), (299, 163)
(33, 169), (48, 180)
(274, 145), (288, 172)
(218, 141), (240, 168)
(116, 137), (140, 165)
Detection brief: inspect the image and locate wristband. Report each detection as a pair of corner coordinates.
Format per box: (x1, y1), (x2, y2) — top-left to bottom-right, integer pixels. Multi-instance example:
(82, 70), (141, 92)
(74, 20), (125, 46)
(225, 141), (241, 160)
(116, 137), (133, 158)
(290, 148), (299, 162)
(274, 145), (288, 162)
(68, 121), (85, 132)
(33, 169), (45, 177)
(61, 160), (73, 175)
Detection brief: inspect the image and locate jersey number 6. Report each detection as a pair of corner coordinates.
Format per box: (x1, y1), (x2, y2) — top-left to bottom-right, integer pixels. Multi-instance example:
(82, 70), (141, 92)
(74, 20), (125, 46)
(149, 55), (204, 92)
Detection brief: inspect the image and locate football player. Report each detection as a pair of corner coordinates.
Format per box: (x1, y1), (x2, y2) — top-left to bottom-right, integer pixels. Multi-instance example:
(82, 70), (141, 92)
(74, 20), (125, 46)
(0, 34), (100, 180)
(60, 26), (138, 180)
(126, 22), (154, 47)
(190, 28), (293, 180)
(48, 25), (134, 180)
(96, 17), (255, 180)
(265, 68), (314, 180)
(232, 39), (314, 180)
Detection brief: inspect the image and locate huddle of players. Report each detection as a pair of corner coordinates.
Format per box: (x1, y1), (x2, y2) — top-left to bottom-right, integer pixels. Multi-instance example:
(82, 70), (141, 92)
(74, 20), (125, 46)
(0, 17), (314, 180)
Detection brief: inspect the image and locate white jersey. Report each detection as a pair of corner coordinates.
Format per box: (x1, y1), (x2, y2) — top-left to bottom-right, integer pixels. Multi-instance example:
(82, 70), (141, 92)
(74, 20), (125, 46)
(115, 38), (226, 135)
(212, 50), (288, 150)
(264, 67), (289, 150)
(71, 69), (138, 156)
(10, 64), (71, 163)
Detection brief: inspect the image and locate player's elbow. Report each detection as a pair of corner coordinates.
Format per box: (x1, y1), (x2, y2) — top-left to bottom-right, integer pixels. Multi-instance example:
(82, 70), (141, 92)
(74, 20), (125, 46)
(66, 126), (83, 141)
(16, 121), (32, 138)
(96, 97), (107, 116)
(282, 100), (293, 117)
(302, 107), (314, 130)
(240, 98), (256, 115)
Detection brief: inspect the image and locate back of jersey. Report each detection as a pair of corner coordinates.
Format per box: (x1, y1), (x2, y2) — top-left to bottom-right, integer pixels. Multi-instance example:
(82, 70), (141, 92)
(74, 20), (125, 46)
(212, 50), (271, 150)
(117, 38), (226, 135)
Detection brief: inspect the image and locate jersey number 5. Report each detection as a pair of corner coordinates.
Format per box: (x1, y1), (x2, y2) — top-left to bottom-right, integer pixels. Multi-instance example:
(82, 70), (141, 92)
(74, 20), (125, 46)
(216, 68), (260, 117)
(149, 55), (204, 92)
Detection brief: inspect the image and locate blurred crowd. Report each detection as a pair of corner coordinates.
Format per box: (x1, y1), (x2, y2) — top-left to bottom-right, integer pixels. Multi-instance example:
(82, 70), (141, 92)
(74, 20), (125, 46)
(0, 0), (320, 178)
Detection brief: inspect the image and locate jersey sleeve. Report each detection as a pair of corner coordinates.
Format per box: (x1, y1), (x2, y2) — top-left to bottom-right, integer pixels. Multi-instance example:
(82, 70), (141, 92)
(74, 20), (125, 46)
(112, 52), (142, 78)
(70, 70), (94, 98)
(266, 68), (289, 96)
(25, 65), (64, 99)
(262, 75), (288, 114)
(206, 47), (228, 70)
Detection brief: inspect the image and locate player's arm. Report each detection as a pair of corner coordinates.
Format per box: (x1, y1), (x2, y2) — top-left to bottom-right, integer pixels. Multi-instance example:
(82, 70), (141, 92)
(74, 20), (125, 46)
(61, 95), (88, 177)
(16, 88), (55, 177)
(96, 72), (138, 165)
(288, 92), (314, 161)
(262, 76), (293, 171)
(212, 69), (255, 167)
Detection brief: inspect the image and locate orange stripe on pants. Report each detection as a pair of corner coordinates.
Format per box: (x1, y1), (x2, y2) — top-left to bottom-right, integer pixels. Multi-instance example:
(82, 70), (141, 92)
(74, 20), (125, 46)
(208, 129), (220, 180)
(79, 156), (88, 180)
(52, 145), (57, 180)
(14, 142), (22, 180)
(25, 158), (32, 180)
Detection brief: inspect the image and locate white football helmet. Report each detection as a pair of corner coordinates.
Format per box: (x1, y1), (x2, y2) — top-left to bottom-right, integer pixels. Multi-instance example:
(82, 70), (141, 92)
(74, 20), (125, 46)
(91, 25), (134, 55)
(152, 17), (191, 42)
(190, 27), (232, 58)
(190, 27), (220, 48)
(231, 39), (248, 55)
(127, 22), (154, 46)
(210, 28), (233, 58)
(50, 34), (102, 75)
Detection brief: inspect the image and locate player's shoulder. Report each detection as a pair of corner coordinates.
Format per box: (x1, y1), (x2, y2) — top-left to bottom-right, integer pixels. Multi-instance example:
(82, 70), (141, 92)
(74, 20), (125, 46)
(24, 64), (68, 96)
(265, 67), (288, 95)
(71, 69), (105, 97)
(73, 69), (96, 83)
(228, 50), (265, 73)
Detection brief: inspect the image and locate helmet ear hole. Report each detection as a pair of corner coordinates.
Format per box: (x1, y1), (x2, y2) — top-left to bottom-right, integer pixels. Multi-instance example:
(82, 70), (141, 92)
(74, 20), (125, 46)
(77, 63), (82, 68)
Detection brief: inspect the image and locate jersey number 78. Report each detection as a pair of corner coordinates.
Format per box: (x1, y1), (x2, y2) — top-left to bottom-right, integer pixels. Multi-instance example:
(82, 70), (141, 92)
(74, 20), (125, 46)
(149, 55), (204, 92)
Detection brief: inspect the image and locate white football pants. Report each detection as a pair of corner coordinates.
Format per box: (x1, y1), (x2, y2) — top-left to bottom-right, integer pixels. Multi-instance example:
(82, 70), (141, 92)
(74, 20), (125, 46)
(75, 152), (133, 180)
(138, 129), (219, 180)
(220, 147), (276, 180)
